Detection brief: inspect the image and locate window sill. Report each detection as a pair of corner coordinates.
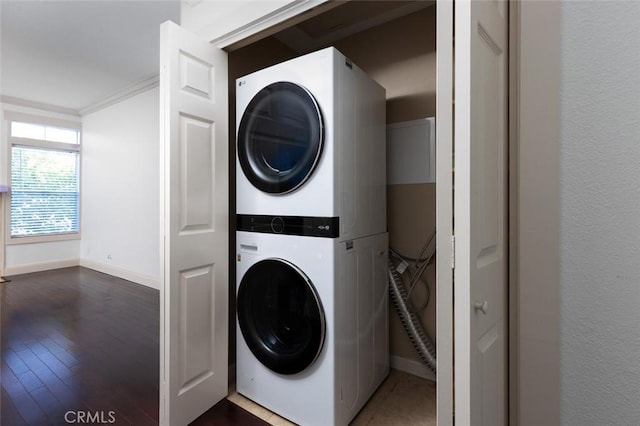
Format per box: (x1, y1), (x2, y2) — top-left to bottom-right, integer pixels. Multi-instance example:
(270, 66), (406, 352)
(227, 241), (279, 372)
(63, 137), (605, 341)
(6, 232), (81, 246)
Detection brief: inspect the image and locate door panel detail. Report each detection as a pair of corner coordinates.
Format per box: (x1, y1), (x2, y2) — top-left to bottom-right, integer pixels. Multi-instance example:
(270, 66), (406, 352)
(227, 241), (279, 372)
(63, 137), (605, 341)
(180, 51), (214, 99)
(180, 115), (215, 233)
(478, 320), (504, 426)
(474, 22), (505, 266)
(179, 265), (215, 392)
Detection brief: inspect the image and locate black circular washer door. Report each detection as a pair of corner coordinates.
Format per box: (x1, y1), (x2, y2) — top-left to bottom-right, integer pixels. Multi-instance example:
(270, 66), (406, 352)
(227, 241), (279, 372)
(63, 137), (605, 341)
(237, 82), (324, 194)
(237, 258), (325, 375)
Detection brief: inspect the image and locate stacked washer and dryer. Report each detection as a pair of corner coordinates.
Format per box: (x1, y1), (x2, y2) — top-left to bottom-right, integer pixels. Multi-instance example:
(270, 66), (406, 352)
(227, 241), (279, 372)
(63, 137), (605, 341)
(235, 47), (389, 426)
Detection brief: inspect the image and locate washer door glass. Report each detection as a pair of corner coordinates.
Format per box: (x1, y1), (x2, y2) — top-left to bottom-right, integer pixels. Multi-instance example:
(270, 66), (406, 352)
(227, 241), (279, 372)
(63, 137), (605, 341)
(237, 82), (324, 194)
(237, 258), (325, 375)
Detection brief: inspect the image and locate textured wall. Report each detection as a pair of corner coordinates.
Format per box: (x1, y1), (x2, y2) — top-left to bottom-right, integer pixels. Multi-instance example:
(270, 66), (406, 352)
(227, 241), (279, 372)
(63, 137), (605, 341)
(560, 2), (640, 423)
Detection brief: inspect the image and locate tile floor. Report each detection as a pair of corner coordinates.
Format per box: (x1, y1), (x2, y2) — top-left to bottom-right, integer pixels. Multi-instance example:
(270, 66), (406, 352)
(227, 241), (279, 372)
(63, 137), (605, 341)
(228, 369), (436, 425)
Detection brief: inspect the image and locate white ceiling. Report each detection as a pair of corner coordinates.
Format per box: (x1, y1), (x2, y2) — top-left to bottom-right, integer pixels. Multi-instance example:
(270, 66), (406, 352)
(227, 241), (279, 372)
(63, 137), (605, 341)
(0, 0), (181, 115)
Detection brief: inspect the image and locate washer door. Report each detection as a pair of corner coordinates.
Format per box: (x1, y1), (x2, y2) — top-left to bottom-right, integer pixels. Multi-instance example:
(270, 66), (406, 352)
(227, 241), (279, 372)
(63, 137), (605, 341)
(237, 82), (324, 194)
(237, 258), (325, 375)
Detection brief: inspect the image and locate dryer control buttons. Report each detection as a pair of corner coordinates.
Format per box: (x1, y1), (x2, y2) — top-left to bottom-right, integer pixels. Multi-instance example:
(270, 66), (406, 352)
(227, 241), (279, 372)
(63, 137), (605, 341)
(237, 214), (339, 238)
(271, 217), (285, 233)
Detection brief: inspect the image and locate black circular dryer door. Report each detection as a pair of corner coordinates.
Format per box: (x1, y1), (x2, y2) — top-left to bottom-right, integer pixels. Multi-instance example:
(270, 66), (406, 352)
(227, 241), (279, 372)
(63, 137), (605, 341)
(237, 82), (324, 194)
(237, 259), (326, 375)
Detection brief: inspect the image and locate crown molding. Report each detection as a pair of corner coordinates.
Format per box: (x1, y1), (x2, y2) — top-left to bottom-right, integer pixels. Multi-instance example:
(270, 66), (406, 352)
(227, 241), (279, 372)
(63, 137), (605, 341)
(0, 95), (81, 117)
(1, 74), (159, 119)
(80, 75), (159, 116)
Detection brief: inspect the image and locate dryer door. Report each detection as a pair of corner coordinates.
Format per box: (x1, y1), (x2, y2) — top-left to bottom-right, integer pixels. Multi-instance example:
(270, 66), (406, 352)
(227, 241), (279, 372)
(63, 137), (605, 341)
(237, 258), (325, 375)
(237, 82), (324, 194)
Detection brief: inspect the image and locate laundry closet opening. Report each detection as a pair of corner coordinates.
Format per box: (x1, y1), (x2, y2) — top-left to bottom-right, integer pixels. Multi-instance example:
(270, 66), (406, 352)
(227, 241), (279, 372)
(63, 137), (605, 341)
(227, 1), (437, 423)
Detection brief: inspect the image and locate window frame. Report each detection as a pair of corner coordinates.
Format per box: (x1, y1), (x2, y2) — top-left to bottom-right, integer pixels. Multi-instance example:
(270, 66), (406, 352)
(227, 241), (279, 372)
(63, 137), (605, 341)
(5, 112), (82, 245)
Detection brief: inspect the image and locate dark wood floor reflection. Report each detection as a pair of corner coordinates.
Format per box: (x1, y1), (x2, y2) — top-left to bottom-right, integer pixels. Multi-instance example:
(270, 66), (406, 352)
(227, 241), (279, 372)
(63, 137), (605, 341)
(1, 267), (267, 426)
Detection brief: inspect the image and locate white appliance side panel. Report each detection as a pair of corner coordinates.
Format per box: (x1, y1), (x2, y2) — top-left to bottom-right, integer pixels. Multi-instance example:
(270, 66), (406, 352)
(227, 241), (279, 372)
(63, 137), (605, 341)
(365, 76), (387, 236)
(335, 51), (356, 236)
(235, 232), (339, 426)
(373, 233), (390, 384)
(337, 58), (387, 242)
(336, 233), (389, 425)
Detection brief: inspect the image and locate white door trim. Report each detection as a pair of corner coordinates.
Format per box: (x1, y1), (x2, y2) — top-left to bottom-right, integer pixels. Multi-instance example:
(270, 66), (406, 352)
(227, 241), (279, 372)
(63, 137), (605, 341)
(436, 1), (454, 425)
(209, 0), (334, 49)
(509, 1), (520, 424)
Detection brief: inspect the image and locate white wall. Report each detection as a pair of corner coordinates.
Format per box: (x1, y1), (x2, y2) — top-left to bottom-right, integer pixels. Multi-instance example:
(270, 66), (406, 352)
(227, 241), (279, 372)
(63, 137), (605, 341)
(559, 2), (640, 424)
(5, 240), (79, 270)
(519, 2), (640, 425)
(1, 102), (82, 275)
(80, 88), (160, 289)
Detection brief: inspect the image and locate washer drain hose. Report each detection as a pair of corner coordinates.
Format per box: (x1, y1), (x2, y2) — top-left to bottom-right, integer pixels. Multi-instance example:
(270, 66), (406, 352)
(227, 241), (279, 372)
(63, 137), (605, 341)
(388, 258), (437, 375)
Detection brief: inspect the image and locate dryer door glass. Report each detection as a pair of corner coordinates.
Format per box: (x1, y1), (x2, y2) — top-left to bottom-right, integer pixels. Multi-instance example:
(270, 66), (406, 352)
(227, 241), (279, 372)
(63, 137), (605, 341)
(238, 259), (325, 375)
(238, 82), (323, 194)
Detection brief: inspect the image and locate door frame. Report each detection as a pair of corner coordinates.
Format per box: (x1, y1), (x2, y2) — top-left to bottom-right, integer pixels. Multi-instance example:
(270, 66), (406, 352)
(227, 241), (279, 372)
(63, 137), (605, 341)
(187, 1), (519, 424)
(207, 1), (340, 51)
(435, 1), (454, 425)
(508, 1), (521, 424)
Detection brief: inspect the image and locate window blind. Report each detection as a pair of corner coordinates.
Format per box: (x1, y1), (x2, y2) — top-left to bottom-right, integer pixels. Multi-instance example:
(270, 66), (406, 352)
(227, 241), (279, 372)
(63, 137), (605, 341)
(10, 146), (80, 237)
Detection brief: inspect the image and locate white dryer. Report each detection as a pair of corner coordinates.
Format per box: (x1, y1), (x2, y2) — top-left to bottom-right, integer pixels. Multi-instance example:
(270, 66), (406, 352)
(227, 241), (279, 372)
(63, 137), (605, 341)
(236, 47), (387, 241)
(235, 231), (389, 426)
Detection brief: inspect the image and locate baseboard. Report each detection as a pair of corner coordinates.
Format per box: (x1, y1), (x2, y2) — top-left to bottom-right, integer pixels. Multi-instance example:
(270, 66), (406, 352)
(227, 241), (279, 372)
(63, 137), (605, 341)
(79, 259), (159, 290)
(4, 258), (80, 276)
(390, 355), (436, 382)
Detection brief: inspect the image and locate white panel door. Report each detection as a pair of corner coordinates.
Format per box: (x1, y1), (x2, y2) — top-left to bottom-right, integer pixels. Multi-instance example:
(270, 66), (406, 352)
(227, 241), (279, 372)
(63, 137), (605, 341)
(159, 20), (229, 426)
(454, 0), (508, 425)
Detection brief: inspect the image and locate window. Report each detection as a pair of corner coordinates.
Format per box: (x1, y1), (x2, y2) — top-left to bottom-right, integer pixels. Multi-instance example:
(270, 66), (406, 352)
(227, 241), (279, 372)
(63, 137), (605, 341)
(7, 116), (81, 242)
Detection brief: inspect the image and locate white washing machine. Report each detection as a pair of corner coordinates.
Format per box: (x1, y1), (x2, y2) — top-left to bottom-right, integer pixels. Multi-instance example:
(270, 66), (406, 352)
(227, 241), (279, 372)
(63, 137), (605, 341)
(236, 231), (389, 426)
(236, 47), (386, 242)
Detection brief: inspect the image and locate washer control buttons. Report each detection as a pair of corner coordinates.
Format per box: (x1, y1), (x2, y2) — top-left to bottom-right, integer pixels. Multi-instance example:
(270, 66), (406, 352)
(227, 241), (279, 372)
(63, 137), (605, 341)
(271, 217), (285, 233)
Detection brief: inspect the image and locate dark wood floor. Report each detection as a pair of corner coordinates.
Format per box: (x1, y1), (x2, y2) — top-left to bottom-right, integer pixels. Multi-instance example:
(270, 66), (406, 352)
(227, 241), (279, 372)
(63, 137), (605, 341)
(1, 267), (267, 426)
